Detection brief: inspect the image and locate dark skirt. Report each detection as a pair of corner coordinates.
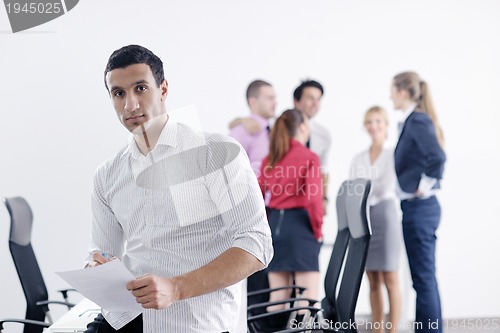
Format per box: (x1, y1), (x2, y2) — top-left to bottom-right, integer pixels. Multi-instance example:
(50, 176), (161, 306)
(267, 208), (321, 272)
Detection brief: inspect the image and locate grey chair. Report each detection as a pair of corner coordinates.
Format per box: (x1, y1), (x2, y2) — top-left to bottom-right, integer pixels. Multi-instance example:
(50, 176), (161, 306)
(2, 197), (76, 333)
(334, 178), (371, 333)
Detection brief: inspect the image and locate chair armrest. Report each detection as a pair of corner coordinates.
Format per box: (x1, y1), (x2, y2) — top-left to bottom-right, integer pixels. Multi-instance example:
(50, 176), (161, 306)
(0, 318), (50, 331)
(57, 288), (78, 301)
(248, 285), (307, 298)
(248, 306), (322, 323)
(248, 297), (319, 312)
(36, 300), (75, 309)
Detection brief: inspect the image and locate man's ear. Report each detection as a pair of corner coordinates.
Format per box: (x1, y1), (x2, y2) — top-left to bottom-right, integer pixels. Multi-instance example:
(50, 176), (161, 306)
(248, 96), (256, 108)
(161, 80), (168, 101)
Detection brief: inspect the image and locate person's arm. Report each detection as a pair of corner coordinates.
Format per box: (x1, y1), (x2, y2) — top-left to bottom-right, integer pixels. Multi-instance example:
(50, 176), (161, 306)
(228, 117), (243, 129)
(127, 136), (273, 309)
(85, 168), (124, 268)
(322, 173), (329, 215)
(228, 116), (261, 134)
(305, 155), (324, 241)
(410, 115), (446, 196)
(126, 247), (262, 309)
(318, 129), (331, 214)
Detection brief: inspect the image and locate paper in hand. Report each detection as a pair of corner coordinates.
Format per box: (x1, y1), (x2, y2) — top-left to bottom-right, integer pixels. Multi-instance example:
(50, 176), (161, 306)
(56, 260), (143, 312)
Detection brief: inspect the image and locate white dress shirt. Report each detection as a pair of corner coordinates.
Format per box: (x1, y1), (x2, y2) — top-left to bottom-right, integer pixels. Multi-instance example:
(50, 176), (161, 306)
(349, 147), (397, 206)
(310, 121), (332, 169)
(87, 117), (273, 332)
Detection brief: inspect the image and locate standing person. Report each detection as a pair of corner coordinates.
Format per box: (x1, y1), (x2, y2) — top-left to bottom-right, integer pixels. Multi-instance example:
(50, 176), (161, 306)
(292, 80), (331, 176)
(229, 79), (276, 310)
(350, 106), (402, 333)
(293, 80), (332, 212)
(258, 109), (324, 311)
(391, 71), (446, 333)
(84, 44), (273, 333)
(229, 80), (332, 209)
(229, 80), (276, 174)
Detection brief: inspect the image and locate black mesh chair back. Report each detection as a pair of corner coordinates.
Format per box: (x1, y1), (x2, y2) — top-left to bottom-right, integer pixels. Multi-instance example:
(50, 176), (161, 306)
(5, 197), (49, 333)
(321, 180), (350, 322)
(336, 179), (371, 333)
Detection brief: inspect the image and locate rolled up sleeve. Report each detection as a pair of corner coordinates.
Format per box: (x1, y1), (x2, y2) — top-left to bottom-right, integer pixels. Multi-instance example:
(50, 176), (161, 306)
(86, 166), (125, 265)
(205, 136), (273, 268)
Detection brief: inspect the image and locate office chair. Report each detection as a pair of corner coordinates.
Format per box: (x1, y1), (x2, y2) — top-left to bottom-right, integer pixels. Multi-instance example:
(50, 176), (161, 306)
(247, 285), (311, 332)
(4, 197), (76, 333)
(320, 180), (351, 323)
(335, 178), (371, 333)
(247, 181), (353, 332)
(258, 179), (372, 333)
(0, 319), (50, 333)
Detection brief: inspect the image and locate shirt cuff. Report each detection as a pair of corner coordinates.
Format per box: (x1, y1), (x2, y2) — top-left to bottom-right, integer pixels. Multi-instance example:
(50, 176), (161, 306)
(232, 234), (274, 268)
(418, 174), (437, 195)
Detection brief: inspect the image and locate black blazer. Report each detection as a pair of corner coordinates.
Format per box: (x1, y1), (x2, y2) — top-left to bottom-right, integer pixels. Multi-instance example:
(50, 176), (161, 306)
(395, 110), (446, 193)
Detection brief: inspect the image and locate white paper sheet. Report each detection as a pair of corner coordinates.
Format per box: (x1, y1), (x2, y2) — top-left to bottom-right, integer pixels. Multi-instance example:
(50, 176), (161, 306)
(56, 260), (143, 312)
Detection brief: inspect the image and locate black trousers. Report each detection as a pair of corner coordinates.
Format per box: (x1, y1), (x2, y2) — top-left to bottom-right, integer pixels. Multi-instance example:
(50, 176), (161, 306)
(84, 314), (229, 333)
(84, 314), (143, 333)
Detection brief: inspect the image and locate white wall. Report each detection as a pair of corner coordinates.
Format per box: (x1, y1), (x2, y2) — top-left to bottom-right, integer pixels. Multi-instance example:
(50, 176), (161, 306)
(1, 0), (499, 330)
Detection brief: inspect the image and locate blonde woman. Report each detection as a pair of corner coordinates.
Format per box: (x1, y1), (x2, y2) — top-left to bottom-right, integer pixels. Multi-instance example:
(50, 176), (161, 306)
(350, 106), (401, 333)
(392, 71), (446, 333)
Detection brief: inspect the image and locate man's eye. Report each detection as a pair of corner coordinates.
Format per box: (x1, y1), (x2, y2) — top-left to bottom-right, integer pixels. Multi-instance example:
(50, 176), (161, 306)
(137, 85), (147, 92)
(114, 91), (124, 97)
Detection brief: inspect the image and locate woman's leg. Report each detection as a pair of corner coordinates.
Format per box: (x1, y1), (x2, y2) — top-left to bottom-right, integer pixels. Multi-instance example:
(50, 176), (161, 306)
(402, 197), (442, 333)
(267, 271), (293, 311)
(367, 271), (384, 333)
(383, 271), (401, 333)
(294, 271), (320, 314)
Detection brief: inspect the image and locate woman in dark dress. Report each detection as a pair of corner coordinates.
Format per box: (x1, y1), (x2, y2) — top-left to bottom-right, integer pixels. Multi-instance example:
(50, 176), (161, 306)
(258, 109), (323, 311)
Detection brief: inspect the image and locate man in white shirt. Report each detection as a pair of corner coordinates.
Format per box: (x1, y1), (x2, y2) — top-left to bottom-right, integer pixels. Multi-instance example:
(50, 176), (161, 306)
(84, 44), (273, 333)
(292, 80), (332, 207)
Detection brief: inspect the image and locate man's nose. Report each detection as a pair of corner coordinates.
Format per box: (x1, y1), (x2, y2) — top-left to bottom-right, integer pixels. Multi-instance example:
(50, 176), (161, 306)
(124, 94), (139, 113)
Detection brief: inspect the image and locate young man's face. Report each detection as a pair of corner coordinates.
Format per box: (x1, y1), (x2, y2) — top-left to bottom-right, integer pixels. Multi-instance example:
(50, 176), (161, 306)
(251, 85), (276, 119)
(294, 87), (322, 119)
(105, 63), (168, 132)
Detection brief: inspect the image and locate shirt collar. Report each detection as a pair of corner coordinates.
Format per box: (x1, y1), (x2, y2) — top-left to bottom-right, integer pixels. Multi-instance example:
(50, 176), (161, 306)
(401, 103), (417, 123)
(122, 115), (178, 159)
(250, 114), (270, 130)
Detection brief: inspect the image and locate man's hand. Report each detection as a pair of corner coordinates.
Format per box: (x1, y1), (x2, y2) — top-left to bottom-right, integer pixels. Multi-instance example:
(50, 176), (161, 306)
(85, 252), (114, 268)
(228, 117), (261, 134)
(228, 118), (242, 130)
(241, 118), (261, 134)
(127, 275), (179, 310)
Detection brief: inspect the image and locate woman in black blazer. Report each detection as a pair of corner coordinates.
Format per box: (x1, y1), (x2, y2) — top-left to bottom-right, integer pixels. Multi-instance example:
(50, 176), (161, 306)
(391, 71), (446, 333)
